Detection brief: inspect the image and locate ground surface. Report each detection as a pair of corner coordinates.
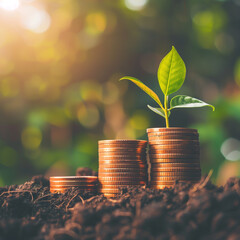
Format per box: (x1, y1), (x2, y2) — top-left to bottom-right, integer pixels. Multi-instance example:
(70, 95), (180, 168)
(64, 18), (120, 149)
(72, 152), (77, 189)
(0, 171), (240, 240)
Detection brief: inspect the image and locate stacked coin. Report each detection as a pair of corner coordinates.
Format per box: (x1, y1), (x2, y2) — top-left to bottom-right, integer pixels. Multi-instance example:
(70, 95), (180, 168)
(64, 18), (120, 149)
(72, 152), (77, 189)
(98, 140), (148, 197)
(147, 128), (201, 189)
(50, 176), (98, 193)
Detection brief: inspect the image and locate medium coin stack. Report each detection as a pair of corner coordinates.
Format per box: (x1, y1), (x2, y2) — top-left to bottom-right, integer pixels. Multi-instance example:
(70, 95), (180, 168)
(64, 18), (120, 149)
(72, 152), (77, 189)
(98, 140), (148, 198)
(147, 128), (201, 189)
(50, 176), (98, 193)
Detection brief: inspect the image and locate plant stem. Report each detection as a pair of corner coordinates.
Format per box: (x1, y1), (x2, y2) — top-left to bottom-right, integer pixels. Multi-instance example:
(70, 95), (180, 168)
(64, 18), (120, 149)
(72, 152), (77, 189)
(164, 95), (169, 128)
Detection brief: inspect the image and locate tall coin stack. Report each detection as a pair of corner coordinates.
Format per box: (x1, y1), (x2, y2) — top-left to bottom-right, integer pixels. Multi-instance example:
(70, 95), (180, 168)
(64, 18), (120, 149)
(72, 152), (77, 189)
(98, 140), (148, 198)
(147, 128), (201, 189)
(50, 176), (98, 193)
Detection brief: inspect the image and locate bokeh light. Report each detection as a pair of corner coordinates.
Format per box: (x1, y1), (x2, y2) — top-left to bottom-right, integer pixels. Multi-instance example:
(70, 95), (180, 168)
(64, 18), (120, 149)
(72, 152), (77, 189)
(124, 0), (148, 11)
(221, 138), (240, 161)
(77, 104), (99, 128)
(21, 127), (42, 150)
(0, 0), (20, 11)
(19, 6), (51, 33)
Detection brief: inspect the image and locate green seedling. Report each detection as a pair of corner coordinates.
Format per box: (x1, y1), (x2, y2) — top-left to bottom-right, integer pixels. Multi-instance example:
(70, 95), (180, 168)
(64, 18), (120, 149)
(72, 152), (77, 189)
(120, 46), (215, 128)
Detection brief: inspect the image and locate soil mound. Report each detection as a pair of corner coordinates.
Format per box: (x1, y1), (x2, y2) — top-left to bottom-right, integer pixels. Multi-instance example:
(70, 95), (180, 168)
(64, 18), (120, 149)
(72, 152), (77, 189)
(0, 172), (240, 240)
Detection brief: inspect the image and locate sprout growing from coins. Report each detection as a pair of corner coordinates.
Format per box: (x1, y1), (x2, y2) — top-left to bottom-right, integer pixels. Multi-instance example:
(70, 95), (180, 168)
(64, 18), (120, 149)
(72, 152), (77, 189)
(120, 46), (215, 128)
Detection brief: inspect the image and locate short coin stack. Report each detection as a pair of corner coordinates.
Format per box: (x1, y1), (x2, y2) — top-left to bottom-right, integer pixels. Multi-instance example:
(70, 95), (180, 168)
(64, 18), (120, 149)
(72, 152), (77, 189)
(147, 128), (201, 189)
(50, 176), (98, 193)
(98, 140), (148, 198)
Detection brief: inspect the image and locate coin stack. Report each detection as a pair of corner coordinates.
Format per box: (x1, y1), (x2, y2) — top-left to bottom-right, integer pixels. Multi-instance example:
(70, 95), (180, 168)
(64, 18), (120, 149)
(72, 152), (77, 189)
(147, 128), (201, 189)
(50, 176), (98, 193)
(98, 140), (148, 198)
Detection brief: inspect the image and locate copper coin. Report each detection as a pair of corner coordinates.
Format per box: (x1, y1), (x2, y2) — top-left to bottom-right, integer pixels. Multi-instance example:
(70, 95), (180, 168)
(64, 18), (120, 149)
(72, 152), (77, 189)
(98, 166), (146, 171)
(98, 163), (146, 168)
(151, 162), (200, 167)
(150, 167), (201, 172)
(150, 158), (199, 163)
(50, 179), (98, 183)
(98, 149), (146, 154)
(99, 140), (147, 144)
(99, 159), (146, 164)
(99, 176), (146, 181)
(148, 153), (199, 159)
(148, 140), (199, 145)
(149, 144), (199, 149)
(151, 171), (201, 177)
(150, 178), (200, 186)
(148, 135), (199, 141)
(99, 168), (146, 173)
(99, 146), (146, 150)
(147, 131), (199, 137)
(147, 127), (198, 133)
(99, 143), (147, 148)
(98, 172), (147, 177)
(98, 168), (146, 173)
(149, 145), (199, 151)
(50, 182), (98, 187)
(148, 135), (199, 140)
(150, 169), (201, 176)
(50, 180), (98, 184)
(148, 149), (200, 154)
(99, 180), (146, 185)
(50, 186), (97, 190)
(149, 142), (199, 147)
(50, 176), (98, 182)
(99, 189), (122, 193)
(151, 176), (201, 181)
(99, 155), (146, 160)
(99, 152), (146, 157)
(150, 168), (201, 172)
(99, 163), (146, 168)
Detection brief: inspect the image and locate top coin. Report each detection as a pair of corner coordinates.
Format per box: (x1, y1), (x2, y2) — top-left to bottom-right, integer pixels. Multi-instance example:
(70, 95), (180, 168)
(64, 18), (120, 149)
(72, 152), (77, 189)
(99, 140), (147, 145)
(49, 176), (98, 182)
(147, 128), (198, 133)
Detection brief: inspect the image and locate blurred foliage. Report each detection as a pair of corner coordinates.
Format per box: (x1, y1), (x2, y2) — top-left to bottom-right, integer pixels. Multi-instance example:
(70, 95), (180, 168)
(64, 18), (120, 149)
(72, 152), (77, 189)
(0, 0), (239, 186)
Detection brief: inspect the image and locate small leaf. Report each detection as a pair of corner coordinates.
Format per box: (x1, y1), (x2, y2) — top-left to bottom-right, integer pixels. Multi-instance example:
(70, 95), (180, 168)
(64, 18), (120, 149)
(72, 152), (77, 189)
(120, 76), (163, 108)
(158, 46), (186, 96)
(147, 105), (171, 118)
(170, 95), (215, 111)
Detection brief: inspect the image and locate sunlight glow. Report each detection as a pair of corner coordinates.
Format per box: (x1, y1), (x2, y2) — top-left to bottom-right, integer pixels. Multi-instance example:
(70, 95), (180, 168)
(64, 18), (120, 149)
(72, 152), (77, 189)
(0, 0), (20, 11)
(124, 0), (148, 11)
(19, 6), (51, 33)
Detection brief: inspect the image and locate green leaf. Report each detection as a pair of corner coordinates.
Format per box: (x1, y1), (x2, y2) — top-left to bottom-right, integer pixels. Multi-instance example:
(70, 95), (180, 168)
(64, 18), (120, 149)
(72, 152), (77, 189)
(147, 105), (171, 118)
(170, 95), (215, 111)
(158, 46), (186, 96)
(120, 76), (163, 108)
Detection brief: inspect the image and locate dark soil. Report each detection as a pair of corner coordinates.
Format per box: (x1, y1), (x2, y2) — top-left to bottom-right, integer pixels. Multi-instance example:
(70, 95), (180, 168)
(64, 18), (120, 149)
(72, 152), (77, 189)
(0, 169), (240, 240)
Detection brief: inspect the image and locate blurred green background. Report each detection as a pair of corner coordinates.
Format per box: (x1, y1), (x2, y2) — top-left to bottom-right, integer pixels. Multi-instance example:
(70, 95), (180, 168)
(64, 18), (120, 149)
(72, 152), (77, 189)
(0, 0), (239, 186)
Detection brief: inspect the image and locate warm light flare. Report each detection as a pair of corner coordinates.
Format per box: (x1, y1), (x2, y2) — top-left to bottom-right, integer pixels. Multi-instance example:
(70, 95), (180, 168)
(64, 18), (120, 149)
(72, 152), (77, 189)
(19, 6), (51, 33)
(0, 0), (20, 11)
